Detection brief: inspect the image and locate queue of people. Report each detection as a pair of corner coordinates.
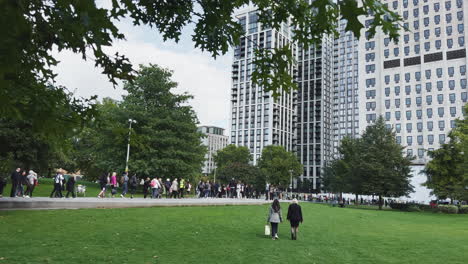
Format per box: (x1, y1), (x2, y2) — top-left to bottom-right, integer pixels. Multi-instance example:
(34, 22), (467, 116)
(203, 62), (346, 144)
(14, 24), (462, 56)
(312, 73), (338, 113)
(195, 179), (259, 199)
(1, 168), (39, 198)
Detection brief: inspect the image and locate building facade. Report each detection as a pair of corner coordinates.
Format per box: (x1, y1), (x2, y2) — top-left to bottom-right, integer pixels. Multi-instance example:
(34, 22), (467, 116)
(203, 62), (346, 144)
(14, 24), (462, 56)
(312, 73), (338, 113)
(332, 20), (361, 155)
(359, 0), (467, 164)
(198, 126), (229, 175)
(229, 7), (296, 164)
(296, 37), (335, 189)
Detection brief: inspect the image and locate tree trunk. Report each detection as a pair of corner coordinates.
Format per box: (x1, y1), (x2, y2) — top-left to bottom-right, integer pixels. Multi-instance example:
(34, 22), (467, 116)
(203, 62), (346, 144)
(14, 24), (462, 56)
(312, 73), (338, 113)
(378, 195), (383, 210)
(355, 194), (359, 205)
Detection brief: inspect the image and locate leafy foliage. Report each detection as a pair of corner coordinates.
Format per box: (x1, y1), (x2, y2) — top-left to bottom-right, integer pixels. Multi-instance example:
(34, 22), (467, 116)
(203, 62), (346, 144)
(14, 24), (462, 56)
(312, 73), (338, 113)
(1, 0), (401, 124)
(323, 117), (414, 209)
(73, 64), (206, 180)
(257, 145), (302, 186)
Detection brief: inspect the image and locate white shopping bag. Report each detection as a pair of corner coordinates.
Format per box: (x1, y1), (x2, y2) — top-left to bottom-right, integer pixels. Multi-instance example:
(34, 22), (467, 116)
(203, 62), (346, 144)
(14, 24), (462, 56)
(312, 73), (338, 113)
(264, 224), (271, 236)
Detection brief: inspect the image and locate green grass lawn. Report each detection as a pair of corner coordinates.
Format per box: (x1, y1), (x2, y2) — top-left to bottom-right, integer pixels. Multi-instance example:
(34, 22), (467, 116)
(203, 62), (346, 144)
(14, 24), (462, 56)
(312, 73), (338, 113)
(0, 203), (467, 264)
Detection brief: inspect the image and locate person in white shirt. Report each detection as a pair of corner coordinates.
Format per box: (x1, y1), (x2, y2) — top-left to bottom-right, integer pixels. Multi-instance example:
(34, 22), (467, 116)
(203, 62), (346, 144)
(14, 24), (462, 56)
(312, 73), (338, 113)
(50, 170), (64, 198)
(151, 177), (161, 198)
(24, 170), (37, 198)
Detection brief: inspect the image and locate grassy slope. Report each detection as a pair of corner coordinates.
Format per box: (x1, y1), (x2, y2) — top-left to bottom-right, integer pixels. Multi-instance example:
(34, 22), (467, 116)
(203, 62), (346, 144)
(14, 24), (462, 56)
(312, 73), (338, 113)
(0, 204), (467, 264)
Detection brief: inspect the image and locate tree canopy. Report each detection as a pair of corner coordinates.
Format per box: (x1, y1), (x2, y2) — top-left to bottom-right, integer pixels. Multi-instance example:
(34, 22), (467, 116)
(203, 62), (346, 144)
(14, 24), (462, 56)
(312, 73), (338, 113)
(257, 145), (302, 187)
(2, 0), (401, 126)
(423, 104), (468, 202)
(323, 117), (414, 209)
(73, 64), (206, 180)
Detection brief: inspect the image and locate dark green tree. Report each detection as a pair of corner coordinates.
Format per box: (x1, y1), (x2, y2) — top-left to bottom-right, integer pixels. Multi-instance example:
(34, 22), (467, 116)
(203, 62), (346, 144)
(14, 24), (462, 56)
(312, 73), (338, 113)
(361, 117), (414, 209)
(423, 133), (466, 203)
(214, 145), (254, 184)
(73, 64), (206, 181)
(2, 0), (401, 126)
(214, 145), (252, 168)
(423, 104), (468, 203)
(257, 145), (302, 187)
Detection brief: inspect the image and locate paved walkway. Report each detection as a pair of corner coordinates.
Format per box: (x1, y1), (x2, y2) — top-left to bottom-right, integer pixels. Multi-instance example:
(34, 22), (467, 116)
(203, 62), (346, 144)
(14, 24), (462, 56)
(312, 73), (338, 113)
(0, 197), (271, 210)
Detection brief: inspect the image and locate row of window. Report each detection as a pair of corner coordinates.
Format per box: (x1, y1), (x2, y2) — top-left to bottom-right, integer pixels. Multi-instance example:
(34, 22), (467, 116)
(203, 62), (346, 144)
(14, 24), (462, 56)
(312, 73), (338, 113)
(399, 0), (463, 10)
(390, 120), (457, 134)
(397, 134), (447, 146)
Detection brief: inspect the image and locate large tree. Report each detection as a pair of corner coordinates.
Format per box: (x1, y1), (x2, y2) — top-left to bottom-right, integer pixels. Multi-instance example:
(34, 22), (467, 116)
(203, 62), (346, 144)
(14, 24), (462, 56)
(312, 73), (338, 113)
(257, 145), (302, 187)
(423, 104), (468, 202)
(361, 117), (414, 209)
(2, 0), (401, 127)
(214, 145), (255, 184)
(73, 64), (206, 180)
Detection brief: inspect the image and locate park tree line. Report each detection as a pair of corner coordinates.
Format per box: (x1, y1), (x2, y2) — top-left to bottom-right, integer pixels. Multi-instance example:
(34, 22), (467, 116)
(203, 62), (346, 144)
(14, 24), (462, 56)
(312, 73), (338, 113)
(323, 117), (414, 210)
(212, 144), (303, 193)
(0, 64), (207, 181)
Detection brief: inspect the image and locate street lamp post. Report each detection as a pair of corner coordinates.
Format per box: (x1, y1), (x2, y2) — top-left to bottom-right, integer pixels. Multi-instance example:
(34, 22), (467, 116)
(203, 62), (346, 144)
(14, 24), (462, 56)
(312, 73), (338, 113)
(289, 169), (293, 200)
(125, 119), (137, 173)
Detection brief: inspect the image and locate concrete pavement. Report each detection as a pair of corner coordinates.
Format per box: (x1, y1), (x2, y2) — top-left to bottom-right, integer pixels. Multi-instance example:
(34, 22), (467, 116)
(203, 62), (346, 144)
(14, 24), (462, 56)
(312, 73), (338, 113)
(0, 197), (271, 210)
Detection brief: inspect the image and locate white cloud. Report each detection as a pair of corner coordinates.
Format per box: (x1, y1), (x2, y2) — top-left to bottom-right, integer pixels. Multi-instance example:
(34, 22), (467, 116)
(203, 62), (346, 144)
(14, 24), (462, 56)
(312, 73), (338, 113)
(53, 29), (232, 131)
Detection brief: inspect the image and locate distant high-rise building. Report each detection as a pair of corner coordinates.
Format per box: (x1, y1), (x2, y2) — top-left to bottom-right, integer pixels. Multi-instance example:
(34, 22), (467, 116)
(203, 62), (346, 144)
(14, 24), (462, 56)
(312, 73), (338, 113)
(332, 20), (361, 155)
(198, 126), (229, 175)
(296, 37), (335, 189)
(359, 0), (467, 164)
(229, 6), (296, 164)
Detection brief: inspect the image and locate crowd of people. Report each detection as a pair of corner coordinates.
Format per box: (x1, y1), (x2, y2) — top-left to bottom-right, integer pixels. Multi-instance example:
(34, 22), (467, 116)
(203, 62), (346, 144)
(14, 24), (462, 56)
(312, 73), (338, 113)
(0, 167), (39, 198)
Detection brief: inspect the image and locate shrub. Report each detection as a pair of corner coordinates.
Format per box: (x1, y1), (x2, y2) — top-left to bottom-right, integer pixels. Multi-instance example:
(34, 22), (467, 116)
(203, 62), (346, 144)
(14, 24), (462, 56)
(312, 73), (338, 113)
(389, 202), (421, 211)
(438, 205), (459, 214)
(459, 205), (468, 214)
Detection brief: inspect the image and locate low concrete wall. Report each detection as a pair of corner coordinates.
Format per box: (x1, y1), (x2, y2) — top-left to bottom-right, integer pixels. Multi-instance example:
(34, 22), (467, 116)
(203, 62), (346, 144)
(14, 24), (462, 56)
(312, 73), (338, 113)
(0, 197), (270, 210)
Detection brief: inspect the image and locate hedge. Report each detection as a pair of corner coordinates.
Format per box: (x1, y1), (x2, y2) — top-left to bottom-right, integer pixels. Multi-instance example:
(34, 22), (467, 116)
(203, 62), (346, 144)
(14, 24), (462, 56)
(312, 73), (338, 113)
(459, 205), (468, 214)
(437, 205), (459, 214)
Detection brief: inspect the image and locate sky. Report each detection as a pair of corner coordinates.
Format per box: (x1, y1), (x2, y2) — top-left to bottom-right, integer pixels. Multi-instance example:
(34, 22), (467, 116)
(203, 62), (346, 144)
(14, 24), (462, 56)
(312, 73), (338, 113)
(52, 10), (232, 130)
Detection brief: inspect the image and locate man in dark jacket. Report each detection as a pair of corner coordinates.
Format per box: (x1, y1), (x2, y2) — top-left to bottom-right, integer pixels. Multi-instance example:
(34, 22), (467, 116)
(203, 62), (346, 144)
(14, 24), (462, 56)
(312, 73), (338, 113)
(10, 168), (21, 197)
(0, 176), (6, 197)
(287, 199), (303, 240)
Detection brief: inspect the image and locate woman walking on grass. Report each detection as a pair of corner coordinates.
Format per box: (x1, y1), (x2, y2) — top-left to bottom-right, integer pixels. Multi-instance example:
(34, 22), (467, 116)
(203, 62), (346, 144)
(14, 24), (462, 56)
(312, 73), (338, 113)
(287, 199), (303, 240)
(267, 199), (282, 240)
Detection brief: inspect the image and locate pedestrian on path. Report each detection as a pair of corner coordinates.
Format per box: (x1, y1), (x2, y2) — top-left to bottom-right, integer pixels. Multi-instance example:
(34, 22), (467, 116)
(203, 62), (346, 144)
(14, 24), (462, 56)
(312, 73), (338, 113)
(120, 172), (129, 198)
(287, 199), (303, 240)
(24, 170), (37, 198)
(97, 172), (108, 198)
(151, 177), (161, 198)
(170, 178), (178, 198)
(110, 172), (117, 198)
(267, 199), (282, 240)
(65, 176), (76, 198)
(179, 178), (185, 198)
(143, 177), (151, 199)
(50, 170), (64, 198)
(164, 179), (171, 198)
(129, 174), (138, 198)
(9, 168), (21, 197)
(0, 176), (7, 198)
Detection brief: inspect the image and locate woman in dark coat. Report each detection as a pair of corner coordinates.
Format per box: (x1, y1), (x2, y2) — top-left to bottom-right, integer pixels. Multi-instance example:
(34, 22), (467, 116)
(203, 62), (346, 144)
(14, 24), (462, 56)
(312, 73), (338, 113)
(65, 176), (76, 198)
(287, 199), (303, 240)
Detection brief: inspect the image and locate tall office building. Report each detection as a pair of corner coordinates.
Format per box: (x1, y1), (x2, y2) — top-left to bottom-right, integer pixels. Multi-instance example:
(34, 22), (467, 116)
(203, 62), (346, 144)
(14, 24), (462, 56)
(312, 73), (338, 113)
(198, 126), (229, 175)
(359, 0), (467, 165)
(229, 7), (296, 164)
(332, 20), (361, 155)
(296, 38), (334, 189)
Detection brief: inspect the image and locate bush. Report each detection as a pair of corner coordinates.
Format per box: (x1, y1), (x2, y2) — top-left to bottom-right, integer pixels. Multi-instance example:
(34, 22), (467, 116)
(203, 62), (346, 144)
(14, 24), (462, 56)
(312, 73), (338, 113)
(389, 203), (420, 211)
(438, 205), (459, 214)
(459, 205), (468, 214)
